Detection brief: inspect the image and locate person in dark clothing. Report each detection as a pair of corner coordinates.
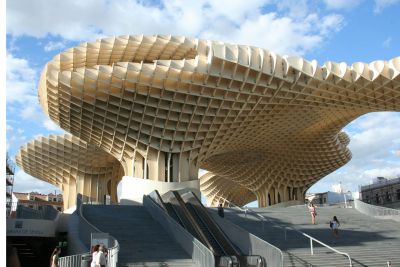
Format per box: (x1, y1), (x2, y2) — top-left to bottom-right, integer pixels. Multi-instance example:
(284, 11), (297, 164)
(218, 203), (224, 218)
(330, 216), (340, 238)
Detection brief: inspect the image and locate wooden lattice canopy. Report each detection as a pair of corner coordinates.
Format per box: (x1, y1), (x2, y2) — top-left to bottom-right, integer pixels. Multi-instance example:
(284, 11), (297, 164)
(36, 35), (399, 206)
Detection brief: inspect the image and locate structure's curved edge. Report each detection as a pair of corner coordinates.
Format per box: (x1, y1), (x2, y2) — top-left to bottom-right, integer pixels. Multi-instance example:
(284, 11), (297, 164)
(15, 134), (124, 209)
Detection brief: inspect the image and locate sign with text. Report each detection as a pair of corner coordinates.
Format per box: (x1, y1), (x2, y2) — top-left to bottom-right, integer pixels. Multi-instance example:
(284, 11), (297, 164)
(91, 233), (110, 248)
(6, 219), (56, 237)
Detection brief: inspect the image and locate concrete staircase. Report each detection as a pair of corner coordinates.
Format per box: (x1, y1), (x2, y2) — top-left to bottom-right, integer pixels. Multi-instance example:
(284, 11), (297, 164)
(82, 204), (196, 267)
(215, 205), (400, 266)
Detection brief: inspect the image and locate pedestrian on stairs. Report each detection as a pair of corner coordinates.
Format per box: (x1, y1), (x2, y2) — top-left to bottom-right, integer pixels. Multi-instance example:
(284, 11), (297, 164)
(91, 245), (100, 267)
(50, 247), (61, 267)
(98, 244), (107, 267)
(308, 203), (317, 224)
(218, 203), (224, 218)
(330, 216), (340, 238)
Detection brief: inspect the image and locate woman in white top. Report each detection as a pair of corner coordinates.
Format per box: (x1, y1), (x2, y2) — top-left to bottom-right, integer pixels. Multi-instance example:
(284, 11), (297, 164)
(90, 245), (100, 267)
(50, 247), (61, 267)
(330, 216), (340, 238)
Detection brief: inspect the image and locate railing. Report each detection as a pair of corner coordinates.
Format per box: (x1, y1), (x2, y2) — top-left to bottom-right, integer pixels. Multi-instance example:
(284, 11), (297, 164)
(220, 198), (353, 267)
(354, 199), (400, 221)
(144, 193), (215, 267)
(59, 254), (84, 267)
(58, 194), (119, 267)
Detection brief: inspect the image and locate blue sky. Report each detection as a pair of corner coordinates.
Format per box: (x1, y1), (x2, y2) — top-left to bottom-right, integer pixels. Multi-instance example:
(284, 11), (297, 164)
(5, 0), (400, 201)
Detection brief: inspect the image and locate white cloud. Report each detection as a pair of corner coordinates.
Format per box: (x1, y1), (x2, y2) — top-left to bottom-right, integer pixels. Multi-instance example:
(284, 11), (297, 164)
(203, 13), (344, 56)
(323, 0), (362, 10)
(364, 167), (400, 178)
(7, 0), (344, 56)
(310, 112), (400, 193)
(383, 37), (392, 48)
(13, 169), (59, 193)
(44, 41), (66, 52)
(349, 113), (400, 162)
(6, 53), (66, 131)
(274, 0), (310, 18)
(6, 123), (27, 152)
(43, 118), (64, 132)
(374, 0), (400, 13)
(6, 53), (38, 111)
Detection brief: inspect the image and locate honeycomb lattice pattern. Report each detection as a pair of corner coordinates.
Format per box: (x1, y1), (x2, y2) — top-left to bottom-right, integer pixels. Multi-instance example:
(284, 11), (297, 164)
(38, 35), (400, 206)
(16, 134), (123, 209)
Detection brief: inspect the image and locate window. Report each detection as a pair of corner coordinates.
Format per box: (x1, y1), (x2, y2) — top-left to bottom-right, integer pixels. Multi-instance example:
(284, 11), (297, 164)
(53, 198), (57, 202)
(386, 192), (391, 202)
(57, 207), (62, 211)
(397, 189), (400, 200)
(375, 194), (379, 204)
(38, 206), (43, 210)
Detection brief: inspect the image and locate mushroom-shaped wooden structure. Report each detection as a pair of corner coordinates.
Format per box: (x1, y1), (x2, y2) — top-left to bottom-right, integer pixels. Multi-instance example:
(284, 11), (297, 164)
(37, 35), (400, 206)
(16, 134), (123, 209)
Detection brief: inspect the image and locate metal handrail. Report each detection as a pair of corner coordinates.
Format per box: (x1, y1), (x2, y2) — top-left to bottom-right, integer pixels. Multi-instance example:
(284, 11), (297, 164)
(188, 203), (230, 256)
(218, 197), (353, 267)
(59, 254), (86, 267)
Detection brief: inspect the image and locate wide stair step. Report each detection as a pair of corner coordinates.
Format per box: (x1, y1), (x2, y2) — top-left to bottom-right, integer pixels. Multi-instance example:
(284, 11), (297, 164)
(215, 205), (400, 266)
(82, 204), (195, 266)
(120, 259), (196, 267)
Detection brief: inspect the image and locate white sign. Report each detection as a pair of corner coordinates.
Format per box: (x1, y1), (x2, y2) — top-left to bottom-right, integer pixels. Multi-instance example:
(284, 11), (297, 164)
(91, 233), (110, 248)
(6, 219), (56, 237)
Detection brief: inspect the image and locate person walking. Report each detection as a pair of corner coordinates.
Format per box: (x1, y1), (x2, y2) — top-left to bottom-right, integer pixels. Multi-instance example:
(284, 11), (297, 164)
(218, 203), (224, 218)
(330, 216), (340, 238)
(50, 247), (61, 267)
(7, 245), (21, 267)
(308, 203), (317, 224)
(98, 244), (107, 267)
(90, 245), (100, 267)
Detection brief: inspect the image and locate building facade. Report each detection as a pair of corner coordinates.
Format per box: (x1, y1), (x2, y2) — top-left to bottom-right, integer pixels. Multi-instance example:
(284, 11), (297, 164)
(15, 35), (400, 207)
(6, 154), (15, 217)
(360, 177), (400, 209)
(306, 191), (353, 205)
(12, 192), (64, 215)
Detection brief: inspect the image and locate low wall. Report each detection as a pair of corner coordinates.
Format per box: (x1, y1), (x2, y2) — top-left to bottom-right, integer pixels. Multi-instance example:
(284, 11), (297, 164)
(210, 212), (283, 267)
(354, 199), (400, 222)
